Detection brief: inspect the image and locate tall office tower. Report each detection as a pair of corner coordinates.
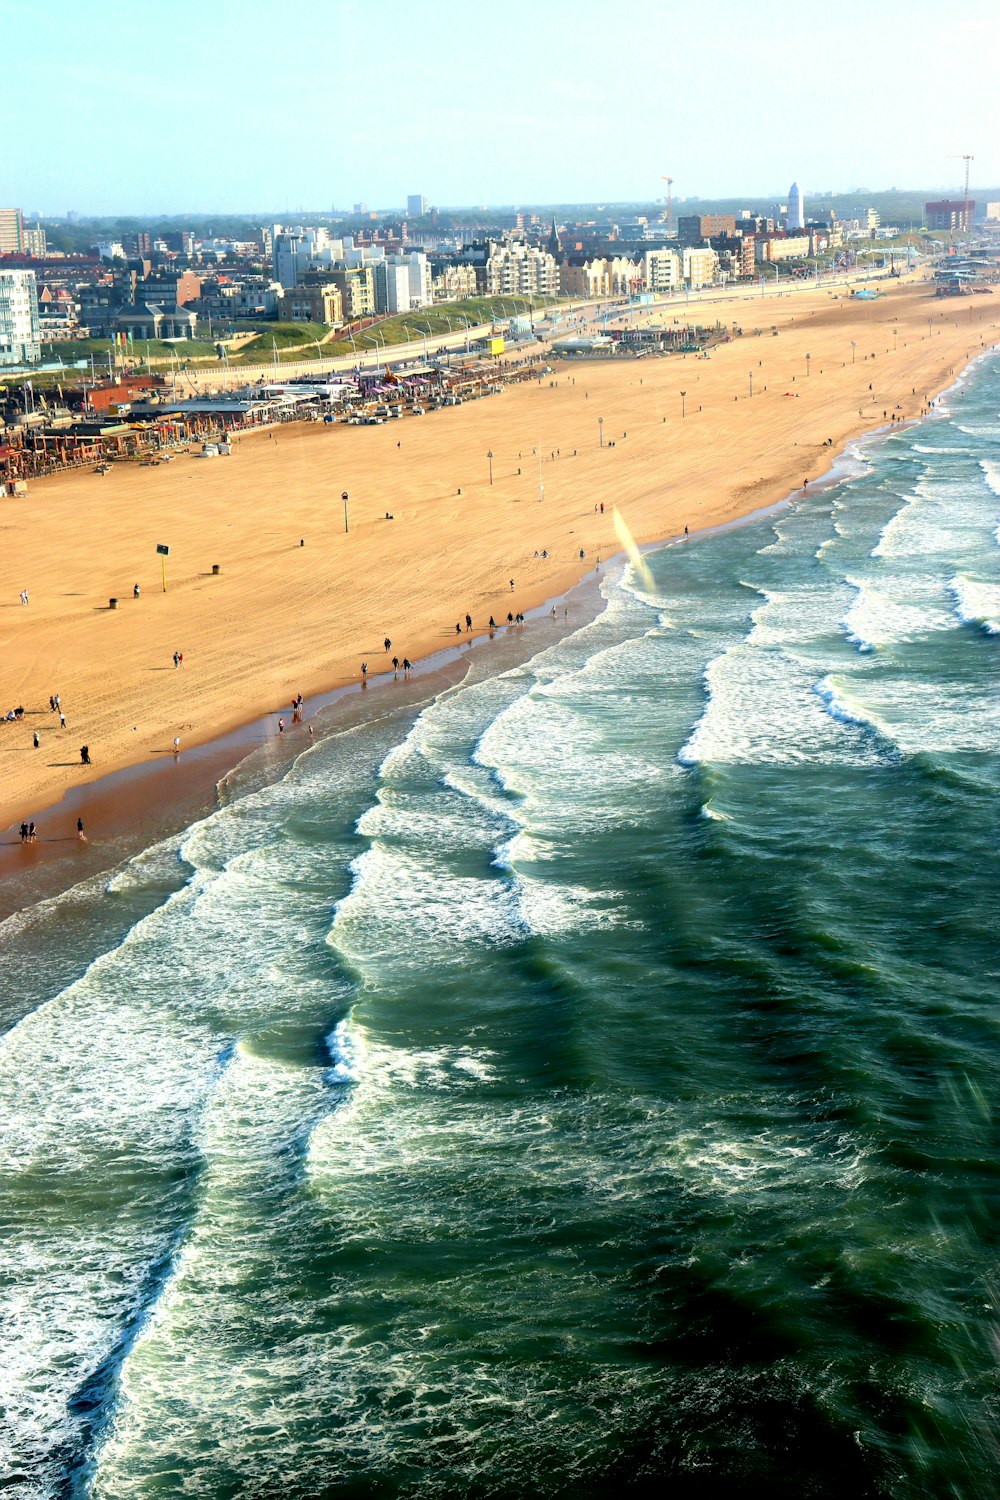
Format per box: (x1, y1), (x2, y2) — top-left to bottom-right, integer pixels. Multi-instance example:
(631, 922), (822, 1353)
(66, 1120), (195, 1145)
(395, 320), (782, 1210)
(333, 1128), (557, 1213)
(407, 194), (429, 217)
(786, 182), (805, 230)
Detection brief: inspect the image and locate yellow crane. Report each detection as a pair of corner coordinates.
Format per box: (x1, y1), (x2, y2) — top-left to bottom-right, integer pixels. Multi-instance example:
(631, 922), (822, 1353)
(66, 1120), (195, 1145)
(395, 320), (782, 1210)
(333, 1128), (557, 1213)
(659, 176), (674, 235)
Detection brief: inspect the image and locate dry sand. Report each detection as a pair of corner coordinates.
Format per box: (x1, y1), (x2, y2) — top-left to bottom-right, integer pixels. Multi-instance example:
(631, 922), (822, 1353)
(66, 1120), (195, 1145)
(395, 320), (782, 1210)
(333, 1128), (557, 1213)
(2, 277), (996, 839)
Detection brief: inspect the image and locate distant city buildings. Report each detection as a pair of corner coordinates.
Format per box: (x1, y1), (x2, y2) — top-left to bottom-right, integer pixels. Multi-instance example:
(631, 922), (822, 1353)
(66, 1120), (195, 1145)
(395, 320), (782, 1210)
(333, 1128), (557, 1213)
(407, 194), (429, 217)
(0, 269), (41, 366)
(786, 182), (805, 231)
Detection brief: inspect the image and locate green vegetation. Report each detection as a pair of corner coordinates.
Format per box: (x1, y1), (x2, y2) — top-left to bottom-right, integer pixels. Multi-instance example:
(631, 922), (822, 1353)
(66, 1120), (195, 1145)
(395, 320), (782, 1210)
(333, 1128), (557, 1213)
(48, 337), (218, 362)
(232, 322), (332, 360)
(229, 297), (556, 365)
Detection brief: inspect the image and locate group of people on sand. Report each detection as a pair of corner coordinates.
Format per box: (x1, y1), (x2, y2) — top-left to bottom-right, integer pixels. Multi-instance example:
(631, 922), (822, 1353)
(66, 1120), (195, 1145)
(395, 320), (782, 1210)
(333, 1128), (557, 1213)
(18, 815), (85, 846)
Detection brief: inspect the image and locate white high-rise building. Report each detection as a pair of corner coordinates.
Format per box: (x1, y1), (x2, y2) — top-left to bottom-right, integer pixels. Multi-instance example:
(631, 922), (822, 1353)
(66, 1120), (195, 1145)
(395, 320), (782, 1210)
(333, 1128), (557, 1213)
(786, 182), (805, 231)
(405, 250), (431, 308)
(407, 194), (428, 217)
(0, 269), (41, 366)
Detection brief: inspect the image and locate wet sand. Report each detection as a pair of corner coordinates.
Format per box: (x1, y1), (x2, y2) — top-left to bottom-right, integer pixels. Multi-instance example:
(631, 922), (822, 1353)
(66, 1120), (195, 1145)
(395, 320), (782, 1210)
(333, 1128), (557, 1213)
(1, 277), (995, 901)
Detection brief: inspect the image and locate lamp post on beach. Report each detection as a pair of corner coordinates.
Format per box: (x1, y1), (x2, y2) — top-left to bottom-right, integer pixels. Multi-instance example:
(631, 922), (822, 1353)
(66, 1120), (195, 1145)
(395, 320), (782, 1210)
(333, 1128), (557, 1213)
(806, 352), (811, 378)
(342, 491), (349, 535)
(680, 389), (687, 419)
(851, 340), (857, 364)
(598, 416), (604, 448)
(487, 449), (494, 486)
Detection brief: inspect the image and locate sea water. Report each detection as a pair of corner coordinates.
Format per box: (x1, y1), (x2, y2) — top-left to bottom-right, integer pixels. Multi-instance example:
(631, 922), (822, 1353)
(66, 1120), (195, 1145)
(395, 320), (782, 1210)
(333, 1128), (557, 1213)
(2, 354), (1000, 1499)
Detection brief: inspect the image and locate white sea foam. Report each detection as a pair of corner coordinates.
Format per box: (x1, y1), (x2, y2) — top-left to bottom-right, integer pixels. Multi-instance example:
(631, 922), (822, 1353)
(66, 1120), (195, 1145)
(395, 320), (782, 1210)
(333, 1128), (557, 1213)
(948, 574), (1000, 635)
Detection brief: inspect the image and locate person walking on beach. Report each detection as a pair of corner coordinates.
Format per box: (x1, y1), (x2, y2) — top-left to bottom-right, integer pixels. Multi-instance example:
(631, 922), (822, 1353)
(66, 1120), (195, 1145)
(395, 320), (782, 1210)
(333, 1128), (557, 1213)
(133, 584), (140, 599)
(278, 718), (285, 734)
(465, 614), (472, 633)
(384, 637), (391, 653)
(80, 745), (91, 765)
(33, 730), (39, 749)
(77, 817), (86, 842)
(19, 821), (28, 844)
(392, 656), (399, 676)
(59, 709), (66, 728)
(28, 822), (36, 843)
(402, 658), (412, 675)
(173, 736), (181, 755)
(173, 651), (180, 669)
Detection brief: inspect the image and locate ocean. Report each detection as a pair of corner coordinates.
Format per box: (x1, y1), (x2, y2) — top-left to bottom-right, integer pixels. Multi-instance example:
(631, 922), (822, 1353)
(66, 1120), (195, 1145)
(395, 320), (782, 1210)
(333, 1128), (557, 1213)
(2, 351), (1000, 1499)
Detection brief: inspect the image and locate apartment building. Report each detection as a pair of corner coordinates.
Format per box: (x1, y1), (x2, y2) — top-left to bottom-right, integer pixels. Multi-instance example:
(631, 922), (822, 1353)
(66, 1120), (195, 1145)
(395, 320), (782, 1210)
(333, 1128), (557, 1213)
(0, 269), (40, 364)
(682, 246), (719, 287)
(755, 234), (811, 263)
(642, 248), (681, 293)
(329, 264), (375, 319)
(277, 282), (344, 326)
(485, 242), (559, 298)
(0, 208), (25, 255)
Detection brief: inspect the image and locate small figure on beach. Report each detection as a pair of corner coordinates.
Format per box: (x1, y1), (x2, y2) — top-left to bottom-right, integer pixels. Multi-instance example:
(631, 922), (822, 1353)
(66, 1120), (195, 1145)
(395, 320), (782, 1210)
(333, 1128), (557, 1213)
(173, 736), (181, 755)
(507, 612), (513, 625)
(465, 614), (472, 632)
(384, 638), (391, 653)
(33, 731), (39, 749)
(59, 711), (66, 728)
(278, 718), (285, 734)
(80, 745), (91, 765)
(402, 658), (412, 674)
(28, 822), (36, 843)
(173, 651), (180, 669)
(489, 617), (496, 632)
(392, 656), (399, 676)
(19, 821), (28, 844)
(77, 817), (86, 842)
(361, 662), (368, 680)
(133, 584), (140, 598)
(510, 579), (515, 592)
(456, 623), (462, 635)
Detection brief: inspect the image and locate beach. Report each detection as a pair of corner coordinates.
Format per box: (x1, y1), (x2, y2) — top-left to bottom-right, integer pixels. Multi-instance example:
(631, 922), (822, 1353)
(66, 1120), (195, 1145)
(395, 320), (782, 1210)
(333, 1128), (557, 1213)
(1, 276), (995, 859)
(5, 339), (1000, 1495)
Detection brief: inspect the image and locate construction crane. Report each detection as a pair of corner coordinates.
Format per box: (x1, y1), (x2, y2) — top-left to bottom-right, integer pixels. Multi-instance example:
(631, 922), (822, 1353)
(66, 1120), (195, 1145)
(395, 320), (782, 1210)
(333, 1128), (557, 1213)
(658, 176), (674, 235)
(950, 153), (974, 229)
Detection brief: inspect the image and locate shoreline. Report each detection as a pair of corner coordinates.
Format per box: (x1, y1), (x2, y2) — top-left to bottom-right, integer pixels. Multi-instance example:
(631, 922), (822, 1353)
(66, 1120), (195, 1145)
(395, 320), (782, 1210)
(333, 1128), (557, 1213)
(0, 356), (963, 923)
(0, 566), (610, 921)
(2, 280), (996, 912)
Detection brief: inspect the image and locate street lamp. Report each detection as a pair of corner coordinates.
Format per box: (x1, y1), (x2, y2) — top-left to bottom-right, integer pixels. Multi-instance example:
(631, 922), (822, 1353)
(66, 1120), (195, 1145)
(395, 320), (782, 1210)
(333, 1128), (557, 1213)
(342, 491), (349, 534)
(806, 353), (811, 378)
(487, 449), (494, 485)
(598, 416), (604, 447)
(851, 340), (857, 364)
(749, 370), (753, 398)
(680, 389), (687, 418)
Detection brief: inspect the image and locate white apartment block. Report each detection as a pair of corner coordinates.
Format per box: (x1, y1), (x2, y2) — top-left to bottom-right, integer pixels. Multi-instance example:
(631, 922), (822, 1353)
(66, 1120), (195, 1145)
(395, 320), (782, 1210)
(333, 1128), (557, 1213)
(485, 243), (559, 298)
(643, 248), (681, 293)
(0, 269), (41, 366)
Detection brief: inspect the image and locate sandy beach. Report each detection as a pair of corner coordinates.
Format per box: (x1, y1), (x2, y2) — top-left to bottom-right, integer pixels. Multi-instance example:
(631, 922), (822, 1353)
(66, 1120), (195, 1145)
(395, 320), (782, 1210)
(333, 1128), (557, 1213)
(1, 276), (996, 856)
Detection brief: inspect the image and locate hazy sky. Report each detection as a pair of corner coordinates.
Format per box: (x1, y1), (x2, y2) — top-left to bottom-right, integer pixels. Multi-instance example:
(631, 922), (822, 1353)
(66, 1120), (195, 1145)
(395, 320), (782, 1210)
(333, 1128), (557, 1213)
(4, 0), (997, 216)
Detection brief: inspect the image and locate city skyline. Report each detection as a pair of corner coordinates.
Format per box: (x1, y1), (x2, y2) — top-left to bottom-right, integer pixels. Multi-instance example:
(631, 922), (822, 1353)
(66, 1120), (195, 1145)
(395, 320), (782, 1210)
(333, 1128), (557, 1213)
(4, 0), (997, 215)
